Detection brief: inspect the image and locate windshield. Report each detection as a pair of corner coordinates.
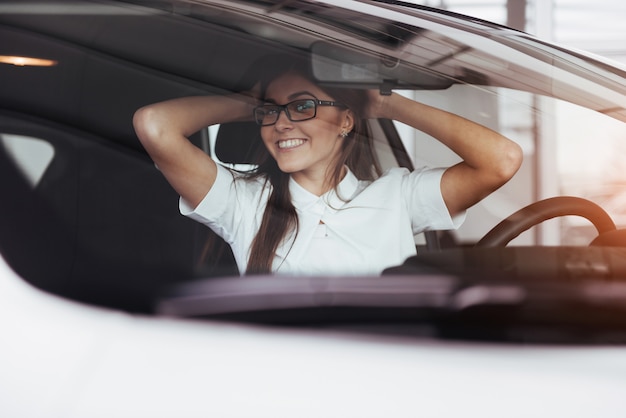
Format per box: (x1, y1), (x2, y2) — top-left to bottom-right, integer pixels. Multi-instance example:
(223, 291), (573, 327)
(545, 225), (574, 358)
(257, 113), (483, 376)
(2, 0), (626, 344)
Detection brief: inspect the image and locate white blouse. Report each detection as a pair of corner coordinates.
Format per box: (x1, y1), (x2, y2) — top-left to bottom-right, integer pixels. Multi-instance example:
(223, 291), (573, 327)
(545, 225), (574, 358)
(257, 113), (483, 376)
(180, 164), (464, 275)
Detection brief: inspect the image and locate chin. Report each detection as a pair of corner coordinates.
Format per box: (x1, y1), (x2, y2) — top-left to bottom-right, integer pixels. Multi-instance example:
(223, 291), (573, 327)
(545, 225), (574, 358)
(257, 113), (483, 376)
(275, 159), (306, 174)
(277, 165), (302, 174)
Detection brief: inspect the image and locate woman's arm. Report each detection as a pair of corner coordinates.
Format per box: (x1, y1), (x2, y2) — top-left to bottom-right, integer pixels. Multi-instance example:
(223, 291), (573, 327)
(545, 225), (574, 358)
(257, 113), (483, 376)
(368, 91), (523, 217)
(133, 94), (256, 208)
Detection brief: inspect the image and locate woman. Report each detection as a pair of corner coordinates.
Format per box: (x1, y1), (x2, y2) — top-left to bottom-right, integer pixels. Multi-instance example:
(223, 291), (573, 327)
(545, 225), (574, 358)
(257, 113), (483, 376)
(133, 56), (522, 275)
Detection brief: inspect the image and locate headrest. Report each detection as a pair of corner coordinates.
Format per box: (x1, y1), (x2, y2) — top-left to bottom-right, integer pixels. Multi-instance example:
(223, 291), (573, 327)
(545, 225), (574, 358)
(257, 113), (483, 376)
(214, 121), (262, 165)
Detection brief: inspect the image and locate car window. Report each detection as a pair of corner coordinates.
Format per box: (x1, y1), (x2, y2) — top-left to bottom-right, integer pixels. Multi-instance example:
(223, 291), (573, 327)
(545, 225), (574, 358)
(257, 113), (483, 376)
(395, 84), (626, 246)
(2, 0), (626, 322)
(555, 98), (626, 243)
(394, 86), (532, 246)
(0, 134), (54, 187)
(206, 124), (257, 172)
(0, 118), (236, 312)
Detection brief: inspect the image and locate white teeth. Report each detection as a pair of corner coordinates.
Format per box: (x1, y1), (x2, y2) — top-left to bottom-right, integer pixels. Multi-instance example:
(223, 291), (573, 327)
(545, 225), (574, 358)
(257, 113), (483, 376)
(277, 139), (306, 149)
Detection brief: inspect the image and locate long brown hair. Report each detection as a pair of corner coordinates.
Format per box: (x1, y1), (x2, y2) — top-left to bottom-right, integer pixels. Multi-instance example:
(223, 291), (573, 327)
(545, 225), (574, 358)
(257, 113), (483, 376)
(245, 54), (381, 274)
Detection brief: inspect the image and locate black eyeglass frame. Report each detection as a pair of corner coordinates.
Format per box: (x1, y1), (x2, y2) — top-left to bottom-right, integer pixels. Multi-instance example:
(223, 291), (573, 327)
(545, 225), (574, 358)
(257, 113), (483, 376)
(253, 99), (348, 126)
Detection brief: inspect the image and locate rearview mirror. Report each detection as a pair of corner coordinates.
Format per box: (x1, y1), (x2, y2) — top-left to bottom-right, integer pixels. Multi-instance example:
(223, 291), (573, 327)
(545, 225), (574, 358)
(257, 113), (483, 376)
(311, 42), (453, 94)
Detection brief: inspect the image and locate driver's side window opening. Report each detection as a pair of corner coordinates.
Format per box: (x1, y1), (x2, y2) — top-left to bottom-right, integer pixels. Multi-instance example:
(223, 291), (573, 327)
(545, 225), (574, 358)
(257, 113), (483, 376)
(394, 86), (536, 246)
(554, 99), (626, 244)
(395, 86), (626, 246)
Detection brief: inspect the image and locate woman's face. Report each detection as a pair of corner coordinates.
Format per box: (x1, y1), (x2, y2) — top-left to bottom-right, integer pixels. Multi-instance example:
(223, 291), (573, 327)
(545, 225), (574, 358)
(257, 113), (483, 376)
(260, 72), (353, 188)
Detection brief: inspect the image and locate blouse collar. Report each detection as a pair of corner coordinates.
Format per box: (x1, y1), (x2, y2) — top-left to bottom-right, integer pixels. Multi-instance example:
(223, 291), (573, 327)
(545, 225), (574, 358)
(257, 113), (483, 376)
(289, 167), (360, 210)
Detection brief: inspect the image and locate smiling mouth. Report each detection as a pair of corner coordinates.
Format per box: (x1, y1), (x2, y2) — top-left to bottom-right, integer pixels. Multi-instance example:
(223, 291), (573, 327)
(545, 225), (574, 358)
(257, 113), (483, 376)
(277, 139), (306, 149)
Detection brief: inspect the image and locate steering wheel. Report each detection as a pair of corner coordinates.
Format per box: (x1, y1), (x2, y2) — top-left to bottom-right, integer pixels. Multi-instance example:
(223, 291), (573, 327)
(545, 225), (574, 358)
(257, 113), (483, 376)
(476, 196), (616, 247)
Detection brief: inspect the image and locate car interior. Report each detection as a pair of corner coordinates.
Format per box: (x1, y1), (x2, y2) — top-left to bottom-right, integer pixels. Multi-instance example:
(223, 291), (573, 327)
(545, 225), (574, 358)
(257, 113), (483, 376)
(2, 0), (626, 339)
(1, 0), (459, 311)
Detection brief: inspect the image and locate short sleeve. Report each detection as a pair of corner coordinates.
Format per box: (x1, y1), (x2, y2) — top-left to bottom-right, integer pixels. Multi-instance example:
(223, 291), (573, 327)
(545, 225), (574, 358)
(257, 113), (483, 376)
(179, 163), (234, 228)
(400, 167), (466, 233)
(178, 164), (270, 274)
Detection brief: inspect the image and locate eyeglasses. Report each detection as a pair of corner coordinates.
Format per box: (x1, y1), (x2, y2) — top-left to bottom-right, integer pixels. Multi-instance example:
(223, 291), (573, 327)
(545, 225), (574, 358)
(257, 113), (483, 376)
(253, 99), (347, 126)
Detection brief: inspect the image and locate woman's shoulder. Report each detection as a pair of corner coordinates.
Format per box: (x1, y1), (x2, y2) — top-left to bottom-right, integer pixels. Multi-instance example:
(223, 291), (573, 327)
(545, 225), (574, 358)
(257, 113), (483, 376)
(350, 167), (410, 198)
(355, 166), (445, 197)
(369, 166), (415, 184)
(184, 164), (271, 221)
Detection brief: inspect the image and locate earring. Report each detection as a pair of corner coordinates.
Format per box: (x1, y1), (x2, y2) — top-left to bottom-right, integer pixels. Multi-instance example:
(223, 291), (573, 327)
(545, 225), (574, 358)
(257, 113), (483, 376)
(340, 129), (349, 138)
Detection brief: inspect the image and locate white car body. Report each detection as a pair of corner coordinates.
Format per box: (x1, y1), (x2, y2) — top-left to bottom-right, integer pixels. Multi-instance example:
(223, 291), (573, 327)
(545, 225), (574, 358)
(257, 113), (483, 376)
(3, 255), (626, 417)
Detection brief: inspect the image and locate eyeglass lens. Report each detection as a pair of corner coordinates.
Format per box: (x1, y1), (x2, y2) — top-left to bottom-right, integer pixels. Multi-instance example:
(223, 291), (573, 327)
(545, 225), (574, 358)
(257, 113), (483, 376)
(255, 99), (316, 126)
